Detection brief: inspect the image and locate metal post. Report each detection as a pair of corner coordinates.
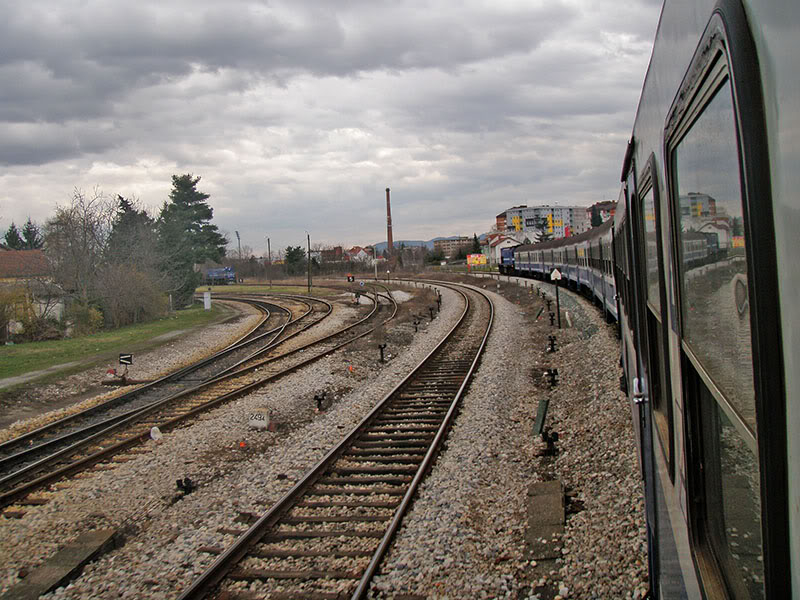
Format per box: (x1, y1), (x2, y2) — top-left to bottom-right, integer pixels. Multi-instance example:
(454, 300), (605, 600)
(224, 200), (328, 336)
(555, 280), (561, 328)
(307, 232), (311, 294)
(267, 237), (272, 289)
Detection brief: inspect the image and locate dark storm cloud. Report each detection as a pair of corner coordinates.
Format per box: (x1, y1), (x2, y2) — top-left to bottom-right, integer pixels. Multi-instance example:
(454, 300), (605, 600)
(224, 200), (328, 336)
(0, 0), (662, 249)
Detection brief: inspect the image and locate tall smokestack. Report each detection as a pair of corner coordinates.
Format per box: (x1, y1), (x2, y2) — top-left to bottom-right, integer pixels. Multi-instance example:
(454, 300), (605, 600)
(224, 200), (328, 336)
(385, 187), (393, 258)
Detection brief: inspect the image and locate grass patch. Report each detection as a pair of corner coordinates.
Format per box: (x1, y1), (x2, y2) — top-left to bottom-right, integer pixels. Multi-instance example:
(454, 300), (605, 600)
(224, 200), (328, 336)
(0, 304), (228, 381)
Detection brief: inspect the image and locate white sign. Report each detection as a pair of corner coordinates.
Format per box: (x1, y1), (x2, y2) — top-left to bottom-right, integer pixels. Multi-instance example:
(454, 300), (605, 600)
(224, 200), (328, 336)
(203, 291), (211, 310)
(550, 269), (562, 281)
(248, 408), (270, 430)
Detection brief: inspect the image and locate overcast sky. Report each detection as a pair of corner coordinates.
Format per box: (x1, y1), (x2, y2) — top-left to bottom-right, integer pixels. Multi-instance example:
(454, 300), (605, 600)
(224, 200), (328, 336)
(0, 0), (662, 255)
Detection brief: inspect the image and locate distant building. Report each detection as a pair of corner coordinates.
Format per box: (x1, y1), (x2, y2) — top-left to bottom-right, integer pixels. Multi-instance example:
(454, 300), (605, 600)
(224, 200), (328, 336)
(0, 250), (63, 340)
(587, 201), (617, 225)
(502, 204), (590, 239)
(345, 246), (373, 262)
(480, 234), (520, 265)
(495, 211), (509, 232)
(320, 246), (344, 262)
(433, 237), (471, 258)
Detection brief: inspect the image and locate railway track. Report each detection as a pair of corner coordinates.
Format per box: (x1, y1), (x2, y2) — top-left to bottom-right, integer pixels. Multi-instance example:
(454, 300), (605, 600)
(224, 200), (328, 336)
(178, 280), (493, 600)
(0, 296), (315, 477)
(0, 290), (392, 508)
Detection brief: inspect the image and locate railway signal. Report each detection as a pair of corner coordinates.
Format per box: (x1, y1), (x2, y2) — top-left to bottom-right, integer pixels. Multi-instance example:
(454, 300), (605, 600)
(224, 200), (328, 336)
(550, 269), (562, 329)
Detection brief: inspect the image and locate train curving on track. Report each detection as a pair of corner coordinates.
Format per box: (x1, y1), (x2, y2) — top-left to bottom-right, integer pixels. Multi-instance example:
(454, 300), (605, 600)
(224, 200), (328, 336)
(502, 0), (798, 596)
(178, 280), (493, 600)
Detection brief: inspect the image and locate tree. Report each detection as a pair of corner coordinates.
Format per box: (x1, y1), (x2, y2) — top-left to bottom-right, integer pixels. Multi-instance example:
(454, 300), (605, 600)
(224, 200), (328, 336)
(471, 233), (480, 253)
(21, 218), (44, 249)
(157, 174), (228, 308)
(4, 222), (23, 249)
(99, 196), (166, 327)
(536, 215), (553, 242)
(45, 187), (111, 306)
(284, 245), (306, 276)
(591, 206), (603, 228)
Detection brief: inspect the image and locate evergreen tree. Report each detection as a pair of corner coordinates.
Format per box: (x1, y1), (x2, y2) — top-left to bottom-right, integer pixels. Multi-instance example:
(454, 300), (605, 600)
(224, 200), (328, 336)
(471, 233), (480, 253)
(157, 174), (228, 307)
(4, 222), (23, 249)
(21, 217), (44, 249)
(591, 206), (603, 227)
(285, 245), (306, 275)
(536, 215), (553, 242)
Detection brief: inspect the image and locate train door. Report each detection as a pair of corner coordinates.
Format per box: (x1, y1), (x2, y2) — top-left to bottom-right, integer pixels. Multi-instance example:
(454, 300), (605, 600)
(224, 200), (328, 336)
(623, 153), (660, 593)
(664, 8), (787, 597)
(636, 161), (674, 473)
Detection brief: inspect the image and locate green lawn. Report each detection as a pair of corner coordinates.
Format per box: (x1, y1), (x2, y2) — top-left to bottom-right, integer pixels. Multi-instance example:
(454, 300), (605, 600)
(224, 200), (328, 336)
(0, 304), (228, 381)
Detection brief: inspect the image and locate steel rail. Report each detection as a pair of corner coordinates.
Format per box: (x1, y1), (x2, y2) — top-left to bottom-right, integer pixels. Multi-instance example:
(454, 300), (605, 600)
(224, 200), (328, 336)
(0, 297), (276, 458)
(0, 292), (396, 507)
(177, 281), (493, 600)
(0, 295), (322, 467)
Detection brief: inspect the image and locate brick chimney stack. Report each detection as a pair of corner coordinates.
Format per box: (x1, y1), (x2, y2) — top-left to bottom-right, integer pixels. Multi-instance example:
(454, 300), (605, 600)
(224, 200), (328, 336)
(386, 187), (393, 258)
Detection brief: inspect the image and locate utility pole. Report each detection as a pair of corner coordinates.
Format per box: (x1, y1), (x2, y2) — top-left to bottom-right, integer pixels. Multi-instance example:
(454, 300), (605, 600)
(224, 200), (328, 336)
(235, 230), (242, 261)
(306, 231), (312, 294)
(267, 237), (272, 289)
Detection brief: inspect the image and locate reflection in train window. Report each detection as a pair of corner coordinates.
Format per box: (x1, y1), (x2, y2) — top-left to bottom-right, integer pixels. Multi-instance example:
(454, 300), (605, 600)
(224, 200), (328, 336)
(674, 79), (754, 434)
(642, 188), (660, 314)
(674, 76), (763, 598)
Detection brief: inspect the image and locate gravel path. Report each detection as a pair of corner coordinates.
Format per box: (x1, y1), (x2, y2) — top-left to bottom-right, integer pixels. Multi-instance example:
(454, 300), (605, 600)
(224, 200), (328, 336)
(0, 279), (648, 599)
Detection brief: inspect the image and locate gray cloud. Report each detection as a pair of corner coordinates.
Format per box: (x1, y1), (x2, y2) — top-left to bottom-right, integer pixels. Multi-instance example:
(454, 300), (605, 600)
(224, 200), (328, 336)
(0, 0), (661, 252)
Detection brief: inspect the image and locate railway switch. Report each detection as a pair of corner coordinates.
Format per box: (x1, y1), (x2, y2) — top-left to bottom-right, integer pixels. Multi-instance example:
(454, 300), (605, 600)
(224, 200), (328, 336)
(378, 343), (387, 363)
(549, 312), (556, 326)
(547, 335), (558, 353)
(546, 368), (559, 387)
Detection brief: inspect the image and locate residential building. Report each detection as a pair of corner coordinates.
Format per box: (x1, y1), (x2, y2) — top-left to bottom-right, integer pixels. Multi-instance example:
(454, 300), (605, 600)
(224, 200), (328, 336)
(433, 237), (472, 259)
(502, 204), (592, 239)
(0, 249), (63, 340)
(480, 234), (520, 265)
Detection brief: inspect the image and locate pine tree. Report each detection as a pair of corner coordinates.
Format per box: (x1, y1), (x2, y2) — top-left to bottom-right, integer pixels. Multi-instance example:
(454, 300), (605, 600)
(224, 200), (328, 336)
(591, 206), (603, 228)
(157, 174), (228, 307)
(4, 222), (23, 249)
(21, 217), (44, 249)
(472, 233), (481, 253)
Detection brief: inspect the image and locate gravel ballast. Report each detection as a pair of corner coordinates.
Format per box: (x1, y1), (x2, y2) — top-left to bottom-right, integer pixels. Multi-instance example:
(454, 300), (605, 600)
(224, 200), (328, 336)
(0, 279), (647, 599)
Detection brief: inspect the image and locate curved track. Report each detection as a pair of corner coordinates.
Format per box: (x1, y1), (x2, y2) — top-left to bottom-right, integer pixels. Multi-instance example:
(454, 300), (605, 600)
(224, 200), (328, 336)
(0, 291), (393, 508)
(178, 281), (493, 600)
(0, 296), (316, 479)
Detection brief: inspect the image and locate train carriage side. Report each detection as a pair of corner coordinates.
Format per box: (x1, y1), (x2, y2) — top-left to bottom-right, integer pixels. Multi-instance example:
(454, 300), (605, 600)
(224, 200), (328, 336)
(616, 0), (796, 597)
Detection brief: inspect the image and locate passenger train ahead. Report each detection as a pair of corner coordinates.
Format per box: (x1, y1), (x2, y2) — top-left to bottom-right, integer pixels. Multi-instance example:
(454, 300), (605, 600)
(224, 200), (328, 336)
(511, 1), (798, 597)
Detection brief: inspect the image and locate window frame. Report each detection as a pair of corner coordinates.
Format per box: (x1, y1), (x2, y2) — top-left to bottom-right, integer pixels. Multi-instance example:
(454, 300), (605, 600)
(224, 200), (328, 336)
(662, 3), (788, 596)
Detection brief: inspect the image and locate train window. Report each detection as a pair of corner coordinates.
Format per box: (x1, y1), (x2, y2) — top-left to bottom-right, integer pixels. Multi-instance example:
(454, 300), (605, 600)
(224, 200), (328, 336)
(670, 52), (764, 598)
(642, 188), (660, 315)
(674, 76), (754, 435)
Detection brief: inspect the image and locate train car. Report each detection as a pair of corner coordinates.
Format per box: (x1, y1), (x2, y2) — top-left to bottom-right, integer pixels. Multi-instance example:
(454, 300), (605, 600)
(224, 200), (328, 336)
(205, 266), (236, 285)
(513, 218), (617, 322)
(498, 246), (515, 275)
(615, 0), (797, 597)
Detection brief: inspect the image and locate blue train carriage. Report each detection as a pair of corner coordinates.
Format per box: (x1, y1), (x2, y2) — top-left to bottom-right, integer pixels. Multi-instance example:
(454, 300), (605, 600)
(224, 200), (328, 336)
(615, 0), (796, 597)
(205, 266), (236, 285)
(512, 219), (617, 322)
(498, 246), (515, 275)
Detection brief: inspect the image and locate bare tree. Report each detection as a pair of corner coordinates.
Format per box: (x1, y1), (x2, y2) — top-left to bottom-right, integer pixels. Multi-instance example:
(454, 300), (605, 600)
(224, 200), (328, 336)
(44, 187), (113, 306)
